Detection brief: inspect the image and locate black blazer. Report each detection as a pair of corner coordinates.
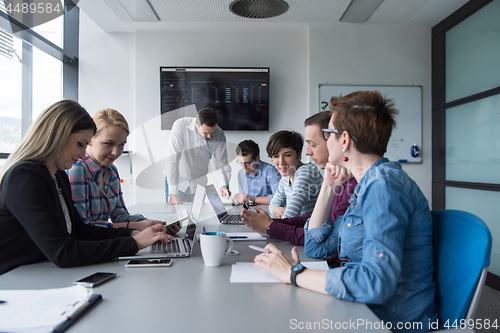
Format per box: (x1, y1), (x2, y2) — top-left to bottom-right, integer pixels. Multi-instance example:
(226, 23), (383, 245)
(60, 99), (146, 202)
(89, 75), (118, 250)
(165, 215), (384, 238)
(0, 161), (138, 275)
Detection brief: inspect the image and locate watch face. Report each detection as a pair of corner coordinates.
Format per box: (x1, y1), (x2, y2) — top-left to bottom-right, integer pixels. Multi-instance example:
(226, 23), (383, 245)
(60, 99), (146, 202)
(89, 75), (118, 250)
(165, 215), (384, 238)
(292, 264), (304, 272)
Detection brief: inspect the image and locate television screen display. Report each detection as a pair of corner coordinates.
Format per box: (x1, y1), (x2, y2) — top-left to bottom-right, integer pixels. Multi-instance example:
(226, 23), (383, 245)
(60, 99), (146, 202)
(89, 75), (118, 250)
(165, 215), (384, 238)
(160, 67), (269, 131)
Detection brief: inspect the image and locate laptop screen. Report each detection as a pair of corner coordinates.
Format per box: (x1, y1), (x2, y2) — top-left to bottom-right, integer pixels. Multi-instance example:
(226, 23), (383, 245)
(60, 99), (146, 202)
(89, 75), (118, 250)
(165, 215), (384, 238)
(185, 222), (196, 242)
(205, 185), (228, 220)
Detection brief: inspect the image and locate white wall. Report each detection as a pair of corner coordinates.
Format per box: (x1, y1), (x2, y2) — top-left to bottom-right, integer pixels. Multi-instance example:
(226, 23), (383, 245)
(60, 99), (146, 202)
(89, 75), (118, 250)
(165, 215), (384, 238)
(79, 12), (137, 204)
(79, 14), (433, 206)
(308, 24), (432, 202)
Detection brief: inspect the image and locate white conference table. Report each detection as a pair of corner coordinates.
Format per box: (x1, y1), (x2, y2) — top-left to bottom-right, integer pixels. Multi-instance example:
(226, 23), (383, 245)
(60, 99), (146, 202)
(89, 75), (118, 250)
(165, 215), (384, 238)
(0, 202), (390, 333)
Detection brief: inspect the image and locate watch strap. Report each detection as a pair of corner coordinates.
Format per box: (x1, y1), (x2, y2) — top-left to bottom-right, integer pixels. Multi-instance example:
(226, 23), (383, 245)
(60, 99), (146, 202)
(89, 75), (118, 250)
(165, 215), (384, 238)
(290, 264), (307, 287)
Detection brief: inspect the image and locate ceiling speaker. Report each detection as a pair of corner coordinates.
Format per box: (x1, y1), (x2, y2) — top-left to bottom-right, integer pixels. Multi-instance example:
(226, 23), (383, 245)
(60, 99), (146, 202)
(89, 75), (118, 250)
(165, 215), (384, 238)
(229, 0), (289, 19)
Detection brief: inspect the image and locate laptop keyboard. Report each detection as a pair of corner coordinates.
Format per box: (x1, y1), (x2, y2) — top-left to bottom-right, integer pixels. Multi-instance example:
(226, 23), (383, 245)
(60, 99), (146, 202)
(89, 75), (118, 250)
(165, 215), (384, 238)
(221, 214), (244, 224)
(151, 239), (183, 254)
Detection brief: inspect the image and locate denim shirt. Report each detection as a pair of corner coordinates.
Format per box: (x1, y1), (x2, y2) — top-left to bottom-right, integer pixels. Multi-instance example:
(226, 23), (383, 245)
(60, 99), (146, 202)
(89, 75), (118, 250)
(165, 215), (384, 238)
(304, 158), (437, 332)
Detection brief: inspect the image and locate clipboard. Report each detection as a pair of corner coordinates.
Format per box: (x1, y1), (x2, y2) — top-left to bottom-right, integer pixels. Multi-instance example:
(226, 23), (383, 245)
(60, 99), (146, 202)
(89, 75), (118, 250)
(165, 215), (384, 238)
(0, 285), (102, 333)
(54, 294), (102, 333)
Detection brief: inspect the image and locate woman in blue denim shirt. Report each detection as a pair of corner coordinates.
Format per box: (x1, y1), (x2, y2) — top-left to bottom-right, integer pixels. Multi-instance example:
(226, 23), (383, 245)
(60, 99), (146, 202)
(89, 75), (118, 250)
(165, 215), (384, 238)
(254, 91), (437, 333)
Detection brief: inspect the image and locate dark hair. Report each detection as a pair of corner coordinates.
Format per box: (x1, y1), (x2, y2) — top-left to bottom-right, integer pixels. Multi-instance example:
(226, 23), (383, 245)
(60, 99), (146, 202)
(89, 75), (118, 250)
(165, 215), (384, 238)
(329, 95), (342, 111)
(236, 140), (260, 159)
(196, 108), (218, 127)
(304, 111), (331, 129)
(331, 90), (398, 156)
(266, 130), (304, 158)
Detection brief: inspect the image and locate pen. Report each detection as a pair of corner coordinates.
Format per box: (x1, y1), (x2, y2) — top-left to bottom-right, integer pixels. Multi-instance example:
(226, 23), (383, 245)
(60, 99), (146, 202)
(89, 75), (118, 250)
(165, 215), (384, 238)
(0, 300), (7, 304)
(249, 245), (269, 253)
(229, 236), (248, 239)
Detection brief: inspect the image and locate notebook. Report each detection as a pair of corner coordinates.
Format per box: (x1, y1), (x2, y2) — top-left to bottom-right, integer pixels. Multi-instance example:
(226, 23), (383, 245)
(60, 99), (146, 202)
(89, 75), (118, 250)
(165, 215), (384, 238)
(204, 184), (245, 225)
(118, 185), (205, 259)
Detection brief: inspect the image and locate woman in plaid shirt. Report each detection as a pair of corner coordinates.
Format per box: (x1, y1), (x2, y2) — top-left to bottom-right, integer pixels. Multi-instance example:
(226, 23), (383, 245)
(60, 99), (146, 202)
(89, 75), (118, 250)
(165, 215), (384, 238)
(68, 108), (178, 233)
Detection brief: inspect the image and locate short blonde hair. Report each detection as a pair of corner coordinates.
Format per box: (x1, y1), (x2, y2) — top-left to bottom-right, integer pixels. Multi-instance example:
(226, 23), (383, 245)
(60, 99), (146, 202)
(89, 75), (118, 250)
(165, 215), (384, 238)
(93, 108), (130, 136)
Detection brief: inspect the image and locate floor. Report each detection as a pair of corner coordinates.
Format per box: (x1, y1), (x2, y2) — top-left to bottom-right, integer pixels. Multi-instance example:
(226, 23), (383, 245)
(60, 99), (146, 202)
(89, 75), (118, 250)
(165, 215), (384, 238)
(474, 285), (500, 333)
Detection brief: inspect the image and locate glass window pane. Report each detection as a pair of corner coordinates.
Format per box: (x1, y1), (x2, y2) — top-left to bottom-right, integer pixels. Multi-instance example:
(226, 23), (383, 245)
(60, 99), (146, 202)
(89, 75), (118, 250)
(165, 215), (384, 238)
(32, 14), (63, 48)
(32, 47), (62, 120)
(445, 0), (500, 102)
(446, 94), (500, 184)
(0, 31), (22, 153)
(445, 187), (500, 276)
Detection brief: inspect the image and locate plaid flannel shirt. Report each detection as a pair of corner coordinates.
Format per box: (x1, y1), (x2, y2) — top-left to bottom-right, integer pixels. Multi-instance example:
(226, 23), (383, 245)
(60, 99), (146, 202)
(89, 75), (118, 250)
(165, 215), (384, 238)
(67, 155), (144, 228)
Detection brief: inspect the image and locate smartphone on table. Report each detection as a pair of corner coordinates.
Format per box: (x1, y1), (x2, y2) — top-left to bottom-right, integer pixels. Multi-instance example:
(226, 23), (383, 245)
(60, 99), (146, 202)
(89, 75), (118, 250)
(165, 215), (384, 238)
(125, 259), (172, 268)
(74, 272), (117, 288)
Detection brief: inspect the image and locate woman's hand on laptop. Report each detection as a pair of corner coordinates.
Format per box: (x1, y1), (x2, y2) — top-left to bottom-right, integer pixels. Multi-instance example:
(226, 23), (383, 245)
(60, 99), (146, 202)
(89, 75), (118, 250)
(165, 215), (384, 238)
(130, 219), (164, 231)
(132, 224), (174, 250)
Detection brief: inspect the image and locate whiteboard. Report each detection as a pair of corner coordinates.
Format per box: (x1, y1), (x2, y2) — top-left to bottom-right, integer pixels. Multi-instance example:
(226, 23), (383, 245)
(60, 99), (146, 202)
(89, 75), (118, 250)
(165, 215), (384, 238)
(319, 85), (422, 163)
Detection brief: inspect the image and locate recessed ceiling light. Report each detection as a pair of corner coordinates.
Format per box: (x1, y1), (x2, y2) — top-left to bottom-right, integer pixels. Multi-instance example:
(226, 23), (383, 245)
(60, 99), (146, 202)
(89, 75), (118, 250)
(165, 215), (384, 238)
(117, 0), (160, 22)
(340, 0), (384, 23)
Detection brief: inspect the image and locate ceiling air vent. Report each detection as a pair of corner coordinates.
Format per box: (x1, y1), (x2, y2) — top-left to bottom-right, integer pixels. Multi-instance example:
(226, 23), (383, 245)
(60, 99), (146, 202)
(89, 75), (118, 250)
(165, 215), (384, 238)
(229, 0), (289, 19)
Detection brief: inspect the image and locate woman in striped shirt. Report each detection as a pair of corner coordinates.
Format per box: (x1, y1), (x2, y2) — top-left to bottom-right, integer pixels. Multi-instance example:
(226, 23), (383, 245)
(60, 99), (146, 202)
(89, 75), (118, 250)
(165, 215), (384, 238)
(267, 130), (323, 218)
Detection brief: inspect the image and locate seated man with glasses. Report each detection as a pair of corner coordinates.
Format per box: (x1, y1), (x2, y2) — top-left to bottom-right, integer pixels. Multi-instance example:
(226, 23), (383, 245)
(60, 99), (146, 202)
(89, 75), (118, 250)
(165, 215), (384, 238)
(232, 140), (281, 205)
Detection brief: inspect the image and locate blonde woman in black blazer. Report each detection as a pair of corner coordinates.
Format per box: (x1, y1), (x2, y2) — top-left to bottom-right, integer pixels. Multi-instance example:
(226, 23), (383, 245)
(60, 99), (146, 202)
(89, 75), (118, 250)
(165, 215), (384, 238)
(0, 100), (172, 275)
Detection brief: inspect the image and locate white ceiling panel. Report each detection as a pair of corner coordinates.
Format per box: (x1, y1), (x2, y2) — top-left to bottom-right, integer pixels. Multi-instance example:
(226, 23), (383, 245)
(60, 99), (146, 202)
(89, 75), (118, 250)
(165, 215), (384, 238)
(79, 0), (470, 32)
(369, 0), (431, 25)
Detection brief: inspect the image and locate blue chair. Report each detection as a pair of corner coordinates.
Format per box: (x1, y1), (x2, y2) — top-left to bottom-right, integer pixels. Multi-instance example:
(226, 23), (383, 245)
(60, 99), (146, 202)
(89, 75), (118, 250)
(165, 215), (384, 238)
(432, 210), (492, 330)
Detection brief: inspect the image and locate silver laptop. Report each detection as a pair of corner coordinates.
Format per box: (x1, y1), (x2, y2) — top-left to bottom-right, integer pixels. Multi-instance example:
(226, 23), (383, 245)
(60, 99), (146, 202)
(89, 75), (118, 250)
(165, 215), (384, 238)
(204, 184), (245, 225)
(118, 185), (205, 259)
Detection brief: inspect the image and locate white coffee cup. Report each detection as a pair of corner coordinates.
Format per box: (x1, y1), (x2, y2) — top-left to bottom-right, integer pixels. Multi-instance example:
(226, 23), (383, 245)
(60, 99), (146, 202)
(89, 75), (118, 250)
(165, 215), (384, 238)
(200, 232), (234, 267)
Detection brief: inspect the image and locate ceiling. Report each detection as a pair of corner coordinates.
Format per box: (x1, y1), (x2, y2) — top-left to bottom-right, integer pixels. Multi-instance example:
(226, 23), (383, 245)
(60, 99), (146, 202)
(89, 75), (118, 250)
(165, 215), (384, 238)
(78, 0), (469, 32)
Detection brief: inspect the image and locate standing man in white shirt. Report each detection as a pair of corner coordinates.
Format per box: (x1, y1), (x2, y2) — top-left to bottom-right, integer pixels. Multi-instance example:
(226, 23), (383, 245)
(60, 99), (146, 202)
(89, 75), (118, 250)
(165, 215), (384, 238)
(164, 108), (231, 204)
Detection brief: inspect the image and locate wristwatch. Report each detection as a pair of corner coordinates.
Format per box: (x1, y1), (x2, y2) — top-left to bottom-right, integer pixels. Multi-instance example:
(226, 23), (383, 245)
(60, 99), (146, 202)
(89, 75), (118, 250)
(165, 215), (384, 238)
(266, 223), (272, 237)
(290, 263), (307, 287)
(248, 197), (255, 206)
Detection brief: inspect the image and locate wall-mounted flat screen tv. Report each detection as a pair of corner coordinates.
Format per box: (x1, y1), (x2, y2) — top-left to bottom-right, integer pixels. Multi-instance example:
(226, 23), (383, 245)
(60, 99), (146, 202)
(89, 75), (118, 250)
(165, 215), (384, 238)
(160, 67), (269, 131)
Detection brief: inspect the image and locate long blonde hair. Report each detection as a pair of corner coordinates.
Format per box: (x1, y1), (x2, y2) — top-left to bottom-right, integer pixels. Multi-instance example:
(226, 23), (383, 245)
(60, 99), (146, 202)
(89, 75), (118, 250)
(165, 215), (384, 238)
(92, 108), (129, 136)
(0, 100), (96, 185)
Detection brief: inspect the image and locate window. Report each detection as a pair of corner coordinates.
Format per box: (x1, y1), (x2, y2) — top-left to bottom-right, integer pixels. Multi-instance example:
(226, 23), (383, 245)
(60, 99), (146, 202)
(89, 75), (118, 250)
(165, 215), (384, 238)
(0, 30), (22, 154)
(0, 1), (78, 156)
(432, 0), (500, 285)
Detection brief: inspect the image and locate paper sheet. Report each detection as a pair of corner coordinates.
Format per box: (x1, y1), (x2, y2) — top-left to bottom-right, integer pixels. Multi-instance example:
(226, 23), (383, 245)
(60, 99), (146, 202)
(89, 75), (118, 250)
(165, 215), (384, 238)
(230, 261), (329, 283)
(0, 285), (92, 333)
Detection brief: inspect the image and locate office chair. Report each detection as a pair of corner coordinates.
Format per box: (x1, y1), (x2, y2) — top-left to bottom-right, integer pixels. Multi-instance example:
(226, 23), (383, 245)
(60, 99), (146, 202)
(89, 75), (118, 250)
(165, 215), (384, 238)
(432, 210), (492, 330)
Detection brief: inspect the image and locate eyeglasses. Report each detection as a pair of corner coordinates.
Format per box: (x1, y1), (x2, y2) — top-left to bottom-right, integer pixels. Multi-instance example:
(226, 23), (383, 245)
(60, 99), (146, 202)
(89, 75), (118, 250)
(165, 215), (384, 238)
(322, 128), (358, 142)
(237, 159), (255, 167)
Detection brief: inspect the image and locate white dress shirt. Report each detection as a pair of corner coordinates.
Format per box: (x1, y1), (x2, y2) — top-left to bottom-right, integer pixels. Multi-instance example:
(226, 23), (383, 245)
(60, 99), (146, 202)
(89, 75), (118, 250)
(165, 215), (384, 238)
(164, 117), (231, 195)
